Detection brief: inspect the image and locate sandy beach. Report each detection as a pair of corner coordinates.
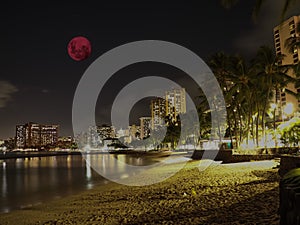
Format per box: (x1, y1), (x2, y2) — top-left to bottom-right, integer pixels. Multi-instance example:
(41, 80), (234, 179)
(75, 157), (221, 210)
(0, 160), (280, 225)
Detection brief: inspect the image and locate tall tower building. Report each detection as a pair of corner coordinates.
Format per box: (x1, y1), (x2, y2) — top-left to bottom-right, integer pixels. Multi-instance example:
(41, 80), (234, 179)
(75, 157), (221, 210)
(165, 88), (186, 122)
(96, 125), (115, 140)
(25, 123), (41, 147)
(151, 98), (166, 130)
(139, 117), (151, 139)
(16, 125), (26, 148)
(273, 15), (300, 115)
(88, 125), (116, 147)
(41, 125), (59, 146)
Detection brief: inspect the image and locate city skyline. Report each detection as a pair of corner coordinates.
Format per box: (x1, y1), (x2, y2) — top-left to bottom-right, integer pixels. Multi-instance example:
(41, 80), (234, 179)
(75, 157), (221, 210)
(1, 2), (300, 139)
(5, 87), (187, 149)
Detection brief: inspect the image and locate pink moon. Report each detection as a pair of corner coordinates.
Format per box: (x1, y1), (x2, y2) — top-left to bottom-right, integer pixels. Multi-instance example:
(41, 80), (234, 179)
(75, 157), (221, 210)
(67, 36), (91, 61)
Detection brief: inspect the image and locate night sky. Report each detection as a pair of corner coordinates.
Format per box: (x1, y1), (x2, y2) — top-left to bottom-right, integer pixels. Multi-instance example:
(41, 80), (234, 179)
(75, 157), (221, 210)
(0, 1), (299, 139)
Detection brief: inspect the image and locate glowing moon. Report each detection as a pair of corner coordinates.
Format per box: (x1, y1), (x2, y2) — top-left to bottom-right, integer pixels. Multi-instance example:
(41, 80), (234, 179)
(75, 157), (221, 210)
(67, 36), (91, 61)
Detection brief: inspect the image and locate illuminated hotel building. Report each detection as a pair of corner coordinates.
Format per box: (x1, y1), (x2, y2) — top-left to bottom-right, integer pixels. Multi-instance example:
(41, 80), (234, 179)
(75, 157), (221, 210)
(165, 88), (186, 122)
(88, 125), (115, 147)
(151, 98), (167, 130)
(41, 125), (59, 146)
(16, 124), (26, 148)
(273, 15), (300, 116)
(150, 88), (187, 129)
(139, 117), (151, 139)
(15, 122), (58, 148)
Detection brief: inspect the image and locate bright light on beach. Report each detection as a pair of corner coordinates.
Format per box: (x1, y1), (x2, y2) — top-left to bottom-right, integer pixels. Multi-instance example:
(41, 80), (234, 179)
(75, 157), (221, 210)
(270, 103), (276, 110)
(283, 103), (294, 116)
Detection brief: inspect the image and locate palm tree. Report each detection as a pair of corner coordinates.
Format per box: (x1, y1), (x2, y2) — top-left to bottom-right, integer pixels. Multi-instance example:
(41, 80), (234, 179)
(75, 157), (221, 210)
(288, 63), (300, 103)
(207, 47), (292, 148)
(163, 115), (181, 149)
(251, 46), (292, 146)
(208, 53), (254, 147)
(207, 52), (236, 144)
(205, 46), (295, 149)
(226, 56), (254, 145)
(196, 89), (212, 141)
(221, 0), (299, 20)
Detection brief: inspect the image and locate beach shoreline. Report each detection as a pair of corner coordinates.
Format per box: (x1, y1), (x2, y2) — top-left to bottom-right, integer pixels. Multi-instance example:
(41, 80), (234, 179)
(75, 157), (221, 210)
(0, 151), (82, 160)
(0, 160), (280, 224)
(0, 149), (190, 160)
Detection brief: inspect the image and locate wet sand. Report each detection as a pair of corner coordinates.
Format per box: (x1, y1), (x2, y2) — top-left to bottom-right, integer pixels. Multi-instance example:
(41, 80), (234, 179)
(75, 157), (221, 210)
(0, 160), (280, 225)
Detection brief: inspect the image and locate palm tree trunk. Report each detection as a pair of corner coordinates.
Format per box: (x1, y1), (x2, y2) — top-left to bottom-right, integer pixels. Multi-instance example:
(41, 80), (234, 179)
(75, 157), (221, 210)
(251, 115), (255, 144)
(247, 105), (252, 145)
(256, 109), (260, 147)
(226, 106), (234, 148)
(232, 108), (239, 148)
(261, 88), (271, 148)
(237, 105), (243, 144)
(251, 99), (256, 145)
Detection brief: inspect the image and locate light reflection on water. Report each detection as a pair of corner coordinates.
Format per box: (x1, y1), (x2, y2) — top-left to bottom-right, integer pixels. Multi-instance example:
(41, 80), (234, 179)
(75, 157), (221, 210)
(0, 154), (160, 213)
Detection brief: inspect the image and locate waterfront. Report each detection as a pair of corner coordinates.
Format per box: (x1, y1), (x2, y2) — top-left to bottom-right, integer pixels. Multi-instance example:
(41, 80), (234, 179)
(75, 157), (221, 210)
(0, 159), (280, 224)
(0, 154), (162, 213)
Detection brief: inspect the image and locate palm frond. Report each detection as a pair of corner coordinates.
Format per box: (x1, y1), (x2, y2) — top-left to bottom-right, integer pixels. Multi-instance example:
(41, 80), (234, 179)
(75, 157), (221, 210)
(220, 0), (239, 9)
(221, 0), (299, 21)
(281, 0), (297, 21)
(252, 0), (265, 21)
(284, 36), (300, 54)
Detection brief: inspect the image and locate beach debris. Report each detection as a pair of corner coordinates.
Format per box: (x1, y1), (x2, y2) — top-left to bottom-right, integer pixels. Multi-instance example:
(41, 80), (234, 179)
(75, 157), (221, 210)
(191, 188), (197, 196)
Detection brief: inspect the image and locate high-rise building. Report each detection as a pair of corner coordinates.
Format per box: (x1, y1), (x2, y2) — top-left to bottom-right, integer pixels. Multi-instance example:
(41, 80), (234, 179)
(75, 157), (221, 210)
(16, 125), (26, 148)
(97, 125), (115, 140)
(88, 125), (115, 147)
(150, 88), (187, 129)
(15, 122), (58, 148)
(88, 126), (99, 147)
(273, 15), (300, 115)
(41, 125), (59, 146)
(165, 88), (186, 122)
(151, 98), (166, 130)
(29, 123), (41, 147)
(139, 117), (151, 139)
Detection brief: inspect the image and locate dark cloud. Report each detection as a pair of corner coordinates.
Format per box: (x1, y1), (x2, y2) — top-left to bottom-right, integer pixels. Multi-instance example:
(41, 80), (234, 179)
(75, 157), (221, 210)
(234, 0), (300, 56)
(0, 81), (18, 108)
